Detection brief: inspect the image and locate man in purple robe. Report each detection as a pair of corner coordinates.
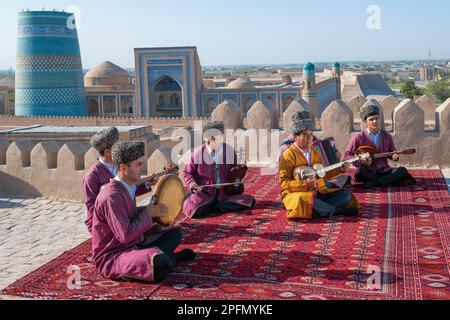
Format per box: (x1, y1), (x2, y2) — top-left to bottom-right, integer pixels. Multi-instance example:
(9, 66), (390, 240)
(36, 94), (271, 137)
(82, 127), (154, 234)
(92, 141), (196, 283)
(183, 121), (256, 218)
(344, 103), (416, 189)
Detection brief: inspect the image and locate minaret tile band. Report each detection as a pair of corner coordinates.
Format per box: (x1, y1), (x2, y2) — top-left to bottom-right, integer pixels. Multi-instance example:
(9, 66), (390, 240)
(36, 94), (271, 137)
(15, 11), (86, 116)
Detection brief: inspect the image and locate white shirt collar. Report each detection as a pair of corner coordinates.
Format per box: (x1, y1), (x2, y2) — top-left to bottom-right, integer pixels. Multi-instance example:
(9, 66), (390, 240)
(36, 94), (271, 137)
(206, 143), (223, 157)
(99, 158), (117, 176)
(114, 176), (137, 199)
(294, 143), (311, 165)
(367, 128), (381, 137)
(294, 142), (310, 154)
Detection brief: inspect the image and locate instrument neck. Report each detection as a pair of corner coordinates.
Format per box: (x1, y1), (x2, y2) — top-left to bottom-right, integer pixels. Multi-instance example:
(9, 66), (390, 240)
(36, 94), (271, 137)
(324, 157), (360, 172)
(153, 168), (176, 179)
(374, 152), (397, 159)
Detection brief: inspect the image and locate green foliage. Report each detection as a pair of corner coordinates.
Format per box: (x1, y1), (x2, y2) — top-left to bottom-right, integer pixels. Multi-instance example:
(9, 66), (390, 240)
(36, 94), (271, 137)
(425, 79), (450, 104)
(400, 80), (423, 99)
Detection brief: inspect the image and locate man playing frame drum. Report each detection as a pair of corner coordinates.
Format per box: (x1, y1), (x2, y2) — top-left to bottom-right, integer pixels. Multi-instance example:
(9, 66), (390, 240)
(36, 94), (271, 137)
(82, 127), (155, 234)
(279, 112), (360, 219)
(92, 141), (195, 283)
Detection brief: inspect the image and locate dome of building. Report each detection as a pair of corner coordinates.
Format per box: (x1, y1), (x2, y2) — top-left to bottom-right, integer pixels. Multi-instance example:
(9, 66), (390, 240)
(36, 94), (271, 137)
(227, 77), (255, 89)
(84, 60), (130, 87)
(303, 62), (315, 72)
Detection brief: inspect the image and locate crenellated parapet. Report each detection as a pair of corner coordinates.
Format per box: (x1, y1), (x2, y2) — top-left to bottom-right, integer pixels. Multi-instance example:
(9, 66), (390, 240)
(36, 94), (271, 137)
(1, 97), (449, 202)
(0, 141), (168, 201)
(316, 98), (450, 167)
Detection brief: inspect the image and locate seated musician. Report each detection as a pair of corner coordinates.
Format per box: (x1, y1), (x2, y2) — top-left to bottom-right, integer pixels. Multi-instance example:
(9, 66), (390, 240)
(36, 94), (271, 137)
(279, 112), (360, 219)
(83, 127), (154, 234)
(344, 103), (416, 189)
(183, 121), (256, 218)
(92, 141), (195, 283)
(280, 112), (345, 162)
(280, 112), (351, 189)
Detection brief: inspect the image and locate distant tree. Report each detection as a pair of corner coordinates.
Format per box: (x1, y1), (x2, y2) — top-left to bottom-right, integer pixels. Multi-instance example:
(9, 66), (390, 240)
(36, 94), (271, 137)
(400, 80), (423, 99)
(425, 79), (450, 104)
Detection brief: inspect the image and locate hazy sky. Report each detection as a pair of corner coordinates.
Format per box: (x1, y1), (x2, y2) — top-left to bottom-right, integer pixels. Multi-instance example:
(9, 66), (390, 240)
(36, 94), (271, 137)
(0, 0), (449, 69)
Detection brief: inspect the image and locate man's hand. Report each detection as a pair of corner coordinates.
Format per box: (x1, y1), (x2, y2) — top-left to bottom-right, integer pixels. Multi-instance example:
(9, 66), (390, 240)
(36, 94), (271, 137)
(191, 184), (204, 194)
(392, 153), (400, 162)
(341, 162), (351, 172)
(360, 157), (373, 167)
(145, 174), (159, 185)
(146, 204), (168, 219)
(306, 177), (317, 190)
(158, 223), (181, 232)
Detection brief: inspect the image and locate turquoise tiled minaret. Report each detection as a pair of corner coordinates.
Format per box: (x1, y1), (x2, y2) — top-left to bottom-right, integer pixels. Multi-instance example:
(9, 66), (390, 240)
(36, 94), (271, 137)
(332, 62), (342, 100)
(15, 11), (87, 116)
(302, 62), (317, 122)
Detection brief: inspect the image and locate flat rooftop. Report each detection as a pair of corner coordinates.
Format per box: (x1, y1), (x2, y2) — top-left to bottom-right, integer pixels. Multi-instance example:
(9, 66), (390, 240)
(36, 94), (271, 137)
(0, 125), (148, 135)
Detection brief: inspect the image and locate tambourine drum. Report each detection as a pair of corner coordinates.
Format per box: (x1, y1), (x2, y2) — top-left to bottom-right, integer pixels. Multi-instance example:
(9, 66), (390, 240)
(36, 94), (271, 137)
(151, 174), (185, 226)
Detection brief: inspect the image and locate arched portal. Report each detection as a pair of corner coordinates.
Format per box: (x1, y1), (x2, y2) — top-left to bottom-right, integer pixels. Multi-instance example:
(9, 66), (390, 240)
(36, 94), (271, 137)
(120, 97), (133, 115)
(242, 97), (255, 114)
(103, 98), (117, 115)
(283, 96), (295, 112)
(0, 94), (5, 115)
(152, 75), (183, 117)
(204, 97), (217, 115)
(87, 98), (99, 116)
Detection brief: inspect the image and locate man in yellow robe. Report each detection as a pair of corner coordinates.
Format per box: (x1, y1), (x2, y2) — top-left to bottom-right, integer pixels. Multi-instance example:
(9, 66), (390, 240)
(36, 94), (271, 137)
(279, 112), (360, 220)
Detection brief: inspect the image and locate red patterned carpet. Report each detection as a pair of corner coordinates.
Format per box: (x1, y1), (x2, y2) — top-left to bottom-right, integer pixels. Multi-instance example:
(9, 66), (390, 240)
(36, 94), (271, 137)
(2, 169), (450, 300)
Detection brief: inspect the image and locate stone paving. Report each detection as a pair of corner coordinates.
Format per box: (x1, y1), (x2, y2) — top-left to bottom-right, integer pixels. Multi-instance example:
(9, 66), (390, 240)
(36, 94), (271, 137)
(0, 168), (449, 299)
(0, 194), (89, 293)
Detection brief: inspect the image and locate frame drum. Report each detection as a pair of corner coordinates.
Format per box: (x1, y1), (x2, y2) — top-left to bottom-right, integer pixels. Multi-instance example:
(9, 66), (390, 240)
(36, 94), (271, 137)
(151, 174), (185, 226)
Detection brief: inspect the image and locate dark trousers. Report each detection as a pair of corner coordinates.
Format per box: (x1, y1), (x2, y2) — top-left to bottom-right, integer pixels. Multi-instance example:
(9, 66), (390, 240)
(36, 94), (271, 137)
(138, 228), (182, 268)
(356, 167), (413, 187)
(189, 190), (255, 218)
(313, 183), (353, 218)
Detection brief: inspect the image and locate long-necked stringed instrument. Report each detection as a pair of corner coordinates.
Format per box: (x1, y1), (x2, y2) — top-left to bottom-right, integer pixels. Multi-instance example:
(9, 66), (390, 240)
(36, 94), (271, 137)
(224, 147), (248, 196)
(138, 165), (179, 186)
(356, 146), (416, 162)
(294, 152), (371, 181)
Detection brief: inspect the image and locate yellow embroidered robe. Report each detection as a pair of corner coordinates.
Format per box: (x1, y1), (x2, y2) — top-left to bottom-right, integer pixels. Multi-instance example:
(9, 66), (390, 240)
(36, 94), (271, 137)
(279, 144), (359, 219)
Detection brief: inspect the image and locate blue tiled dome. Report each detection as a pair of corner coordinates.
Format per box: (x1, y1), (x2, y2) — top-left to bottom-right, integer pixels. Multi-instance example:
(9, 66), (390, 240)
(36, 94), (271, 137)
(303, 62), (315, 72)
(332, 62), (341, 69)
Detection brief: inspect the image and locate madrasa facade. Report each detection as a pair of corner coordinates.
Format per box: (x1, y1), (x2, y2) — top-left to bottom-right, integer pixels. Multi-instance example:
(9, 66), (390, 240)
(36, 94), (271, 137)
(85, 47), (342, 119)
(7, 10), (342, 119)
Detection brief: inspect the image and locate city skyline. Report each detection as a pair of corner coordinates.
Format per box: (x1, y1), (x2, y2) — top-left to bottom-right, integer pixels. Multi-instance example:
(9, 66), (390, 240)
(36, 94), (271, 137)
(0, 0), (449, 69)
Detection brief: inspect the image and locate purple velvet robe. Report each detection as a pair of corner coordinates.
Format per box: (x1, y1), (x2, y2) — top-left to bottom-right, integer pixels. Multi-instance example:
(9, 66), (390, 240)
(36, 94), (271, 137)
(91, 180), (163, 282)
(183, 143), (255, 218)
(83, 161), (152, 234)
(345, 130), (397, 174)
(82, 162), (114, 234)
